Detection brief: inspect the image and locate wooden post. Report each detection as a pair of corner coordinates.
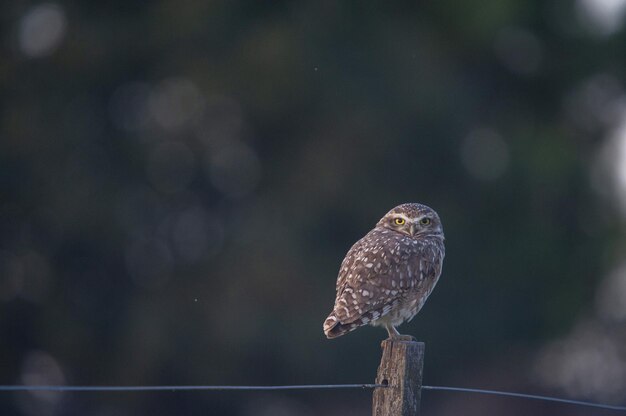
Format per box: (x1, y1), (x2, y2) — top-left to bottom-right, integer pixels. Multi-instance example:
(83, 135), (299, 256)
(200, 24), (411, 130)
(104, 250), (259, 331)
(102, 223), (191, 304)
(372, 340), (425, 416)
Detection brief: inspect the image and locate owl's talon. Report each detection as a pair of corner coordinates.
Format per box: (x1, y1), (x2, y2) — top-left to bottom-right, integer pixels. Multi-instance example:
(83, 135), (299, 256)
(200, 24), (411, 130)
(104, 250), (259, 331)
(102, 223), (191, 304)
(389, 334), (416, 342)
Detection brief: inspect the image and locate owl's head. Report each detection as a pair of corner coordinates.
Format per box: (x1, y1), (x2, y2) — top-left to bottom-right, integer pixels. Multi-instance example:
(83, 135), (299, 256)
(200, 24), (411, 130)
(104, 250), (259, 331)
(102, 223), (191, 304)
(377, 203), (444, 238)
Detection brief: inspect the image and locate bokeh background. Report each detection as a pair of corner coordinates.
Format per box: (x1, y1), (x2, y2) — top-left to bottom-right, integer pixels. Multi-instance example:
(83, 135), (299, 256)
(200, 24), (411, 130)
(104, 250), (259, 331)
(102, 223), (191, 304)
(2, 1), (626, 415)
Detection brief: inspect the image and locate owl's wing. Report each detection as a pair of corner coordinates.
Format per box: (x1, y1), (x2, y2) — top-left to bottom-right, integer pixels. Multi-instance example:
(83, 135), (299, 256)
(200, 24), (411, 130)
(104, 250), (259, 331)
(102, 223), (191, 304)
(330, 234), (401, 324)
(334, 240), (360, 294)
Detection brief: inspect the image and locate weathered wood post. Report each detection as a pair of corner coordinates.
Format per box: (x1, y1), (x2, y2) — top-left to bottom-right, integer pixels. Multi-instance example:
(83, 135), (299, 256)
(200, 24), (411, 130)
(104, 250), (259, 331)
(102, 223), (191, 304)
(372, 340), (425, 416)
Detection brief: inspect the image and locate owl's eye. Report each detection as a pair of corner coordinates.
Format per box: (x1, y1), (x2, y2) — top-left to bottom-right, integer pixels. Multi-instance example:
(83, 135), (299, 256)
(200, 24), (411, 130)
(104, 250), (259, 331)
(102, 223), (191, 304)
(394, 218), (405, 225)
(420, 217), (431, 226)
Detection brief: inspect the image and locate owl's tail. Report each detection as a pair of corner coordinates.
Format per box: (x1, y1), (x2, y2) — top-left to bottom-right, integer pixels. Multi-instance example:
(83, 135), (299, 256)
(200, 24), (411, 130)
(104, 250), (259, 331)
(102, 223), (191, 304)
(323, 313), (358, 339)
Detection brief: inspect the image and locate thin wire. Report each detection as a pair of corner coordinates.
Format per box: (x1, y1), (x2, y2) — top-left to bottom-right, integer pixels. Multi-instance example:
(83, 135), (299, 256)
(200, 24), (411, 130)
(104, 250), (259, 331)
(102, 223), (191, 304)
(0, 384), (383, 392)
(422, 385), (626, 411)
(1, 383), (625, 411)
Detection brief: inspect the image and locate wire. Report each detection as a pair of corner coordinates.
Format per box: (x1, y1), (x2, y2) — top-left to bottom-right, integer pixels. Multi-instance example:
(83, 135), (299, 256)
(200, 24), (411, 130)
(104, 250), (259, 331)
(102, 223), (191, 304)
(422, 385), (626, 411)
(0, 384), (383, 392)
(1, 383), (625, 411)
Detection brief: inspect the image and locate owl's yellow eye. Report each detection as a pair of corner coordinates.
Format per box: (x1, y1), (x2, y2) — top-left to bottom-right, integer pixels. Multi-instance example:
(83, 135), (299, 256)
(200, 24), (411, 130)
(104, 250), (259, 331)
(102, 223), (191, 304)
(420, 217), (431, 226)
(394, 218), (405, 225)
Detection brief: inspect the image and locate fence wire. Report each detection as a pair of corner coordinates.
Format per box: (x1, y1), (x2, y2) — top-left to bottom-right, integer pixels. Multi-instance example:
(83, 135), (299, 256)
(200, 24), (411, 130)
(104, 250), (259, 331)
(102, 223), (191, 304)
(422, 385), (626, 411)
(0, 383), (625, 411)
(0, 384), (382, 392)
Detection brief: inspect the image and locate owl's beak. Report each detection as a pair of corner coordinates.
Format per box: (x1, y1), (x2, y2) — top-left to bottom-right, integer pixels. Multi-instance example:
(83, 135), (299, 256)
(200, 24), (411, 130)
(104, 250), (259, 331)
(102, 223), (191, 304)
(409, 223), (417, 236)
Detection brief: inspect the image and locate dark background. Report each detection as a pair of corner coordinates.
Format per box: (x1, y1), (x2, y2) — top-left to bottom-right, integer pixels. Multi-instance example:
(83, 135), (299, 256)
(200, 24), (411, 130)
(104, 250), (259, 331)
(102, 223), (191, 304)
(2, 1), (626, 415)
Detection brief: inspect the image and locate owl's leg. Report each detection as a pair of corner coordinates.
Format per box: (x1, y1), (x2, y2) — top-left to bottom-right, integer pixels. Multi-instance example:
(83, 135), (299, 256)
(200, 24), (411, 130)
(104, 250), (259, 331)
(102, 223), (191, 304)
(385, 324), (416, 342)
(385, 324), (400, 338)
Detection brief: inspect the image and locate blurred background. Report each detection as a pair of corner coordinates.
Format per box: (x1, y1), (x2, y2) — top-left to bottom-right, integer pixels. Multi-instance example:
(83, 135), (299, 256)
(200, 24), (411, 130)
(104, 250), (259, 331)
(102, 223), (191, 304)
(1, 1), (626, 415)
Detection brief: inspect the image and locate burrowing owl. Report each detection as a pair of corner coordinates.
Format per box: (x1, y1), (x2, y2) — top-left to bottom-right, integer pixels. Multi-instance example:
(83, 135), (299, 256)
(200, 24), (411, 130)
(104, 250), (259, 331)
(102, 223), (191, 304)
(323, 203), (445, 340)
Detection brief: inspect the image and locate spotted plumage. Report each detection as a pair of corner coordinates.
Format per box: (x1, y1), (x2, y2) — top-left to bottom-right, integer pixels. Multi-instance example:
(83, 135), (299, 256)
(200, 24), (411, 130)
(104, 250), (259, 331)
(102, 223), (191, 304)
(323, 203), (445, 339)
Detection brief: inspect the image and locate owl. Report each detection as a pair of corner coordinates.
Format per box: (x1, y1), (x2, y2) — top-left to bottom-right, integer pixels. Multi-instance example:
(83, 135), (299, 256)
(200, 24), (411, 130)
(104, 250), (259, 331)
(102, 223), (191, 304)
(323, 203), (445, 340)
